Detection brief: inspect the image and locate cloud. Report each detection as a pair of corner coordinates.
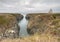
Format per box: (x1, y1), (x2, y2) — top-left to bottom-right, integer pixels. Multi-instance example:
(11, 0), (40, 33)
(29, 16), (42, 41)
(0, 0), (60, 13)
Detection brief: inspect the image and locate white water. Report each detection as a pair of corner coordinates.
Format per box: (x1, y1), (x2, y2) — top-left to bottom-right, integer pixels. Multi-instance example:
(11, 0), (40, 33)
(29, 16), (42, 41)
(18, 14), (29, 37)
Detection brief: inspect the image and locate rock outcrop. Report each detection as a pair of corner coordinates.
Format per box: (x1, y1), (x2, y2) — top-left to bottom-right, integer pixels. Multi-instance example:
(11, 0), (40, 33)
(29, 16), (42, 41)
(0, 13), (23, 39)
(26, 13), (60, 37)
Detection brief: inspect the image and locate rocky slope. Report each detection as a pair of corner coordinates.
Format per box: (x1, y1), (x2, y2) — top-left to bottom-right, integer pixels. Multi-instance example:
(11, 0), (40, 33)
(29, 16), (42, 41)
(0, 13), (23, 39)
(26, 13), (60, 37)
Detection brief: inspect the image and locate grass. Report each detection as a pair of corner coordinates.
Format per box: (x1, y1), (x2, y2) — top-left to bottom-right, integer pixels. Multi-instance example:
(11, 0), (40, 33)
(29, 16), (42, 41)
(0, 16), (9, 25)
(0, 34), (59, 42)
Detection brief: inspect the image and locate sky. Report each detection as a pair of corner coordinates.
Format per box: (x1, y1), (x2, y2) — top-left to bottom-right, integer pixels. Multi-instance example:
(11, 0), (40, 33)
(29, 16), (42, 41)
(0, 0), (60, 14)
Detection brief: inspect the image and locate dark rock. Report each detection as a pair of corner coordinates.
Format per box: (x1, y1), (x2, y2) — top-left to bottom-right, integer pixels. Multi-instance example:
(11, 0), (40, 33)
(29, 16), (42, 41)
(12, 14), (23, 22)
(25, 15), (30, 20)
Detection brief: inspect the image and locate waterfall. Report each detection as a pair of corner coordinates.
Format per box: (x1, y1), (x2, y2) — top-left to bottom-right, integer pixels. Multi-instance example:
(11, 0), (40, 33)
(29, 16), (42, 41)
(18, 14), (29, 37)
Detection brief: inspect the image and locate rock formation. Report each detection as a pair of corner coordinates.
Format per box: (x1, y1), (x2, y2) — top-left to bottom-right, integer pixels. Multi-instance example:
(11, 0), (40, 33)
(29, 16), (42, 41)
(0, 13), (23, 39)
(26, 13), (60, 37)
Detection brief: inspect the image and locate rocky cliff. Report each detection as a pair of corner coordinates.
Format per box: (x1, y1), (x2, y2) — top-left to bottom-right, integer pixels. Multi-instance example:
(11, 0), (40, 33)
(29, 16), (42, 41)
(0, 13), (23, 39)
(26, 13), (60, 37)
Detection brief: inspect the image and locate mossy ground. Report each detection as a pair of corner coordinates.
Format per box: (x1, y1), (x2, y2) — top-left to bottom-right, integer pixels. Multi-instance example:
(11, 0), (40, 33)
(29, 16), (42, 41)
(0, 16), (9, 25)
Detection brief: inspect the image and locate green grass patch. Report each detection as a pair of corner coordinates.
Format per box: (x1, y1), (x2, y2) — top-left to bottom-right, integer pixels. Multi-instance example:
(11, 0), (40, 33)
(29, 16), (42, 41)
(0, 16), (9, 25)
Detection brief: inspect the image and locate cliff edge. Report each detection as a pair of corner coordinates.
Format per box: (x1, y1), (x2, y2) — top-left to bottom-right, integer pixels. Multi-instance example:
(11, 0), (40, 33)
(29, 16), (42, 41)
(0, 13), (23, 39)
(26, 13), (60, 37)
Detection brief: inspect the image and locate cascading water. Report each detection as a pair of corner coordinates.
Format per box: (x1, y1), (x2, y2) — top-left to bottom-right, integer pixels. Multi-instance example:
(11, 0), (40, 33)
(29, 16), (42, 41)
(18, 14), (29, 37)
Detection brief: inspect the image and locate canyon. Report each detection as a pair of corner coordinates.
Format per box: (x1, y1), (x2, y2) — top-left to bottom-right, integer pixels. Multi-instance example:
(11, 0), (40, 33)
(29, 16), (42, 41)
(0, 13), (60, 42)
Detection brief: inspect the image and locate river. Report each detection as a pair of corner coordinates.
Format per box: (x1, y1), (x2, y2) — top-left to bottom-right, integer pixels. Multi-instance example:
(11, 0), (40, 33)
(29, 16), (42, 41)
(18, 14), (29, 37)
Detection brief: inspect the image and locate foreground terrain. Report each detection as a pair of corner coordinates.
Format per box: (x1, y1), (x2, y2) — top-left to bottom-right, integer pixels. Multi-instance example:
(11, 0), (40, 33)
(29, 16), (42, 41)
(0, 34), (59, 42)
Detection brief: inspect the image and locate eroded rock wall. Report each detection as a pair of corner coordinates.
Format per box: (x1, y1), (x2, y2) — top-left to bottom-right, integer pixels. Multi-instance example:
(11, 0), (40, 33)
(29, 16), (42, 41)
(26, 13), (60, 37)
(0, 13), (23, 39)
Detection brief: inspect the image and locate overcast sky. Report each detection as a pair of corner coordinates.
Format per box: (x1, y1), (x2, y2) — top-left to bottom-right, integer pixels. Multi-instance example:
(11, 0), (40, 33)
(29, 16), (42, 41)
(0, 0), (60, 14)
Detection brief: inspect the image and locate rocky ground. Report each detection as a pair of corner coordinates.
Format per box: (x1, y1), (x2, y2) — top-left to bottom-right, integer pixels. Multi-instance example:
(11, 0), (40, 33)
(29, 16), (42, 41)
(0, 13), (23, 39)
(26, 13), (60, 37)
(24, 13), (60, 42)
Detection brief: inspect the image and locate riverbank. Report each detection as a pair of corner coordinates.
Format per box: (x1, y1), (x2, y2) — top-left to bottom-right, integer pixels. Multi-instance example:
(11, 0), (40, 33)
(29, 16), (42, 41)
(26, 13), (60, 37)
(0, 13), (23, 39)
